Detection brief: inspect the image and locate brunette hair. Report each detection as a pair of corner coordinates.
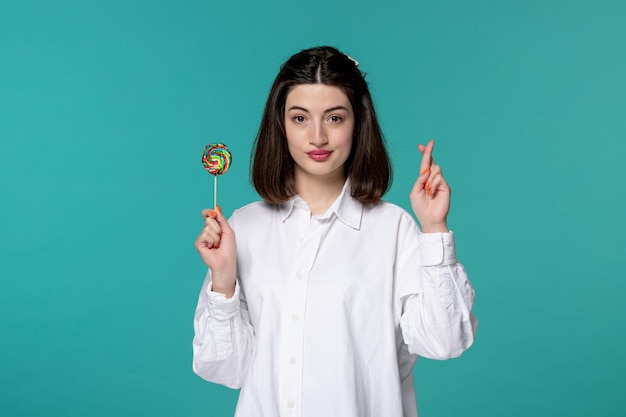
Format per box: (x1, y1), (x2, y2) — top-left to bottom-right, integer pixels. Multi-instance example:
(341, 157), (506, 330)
(251, 46), (392, 204)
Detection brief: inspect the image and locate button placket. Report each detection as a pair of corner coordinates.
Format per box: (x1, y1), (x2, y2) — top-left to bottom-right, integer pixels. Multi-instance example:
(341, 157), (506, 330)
(279, 211), (319, 416)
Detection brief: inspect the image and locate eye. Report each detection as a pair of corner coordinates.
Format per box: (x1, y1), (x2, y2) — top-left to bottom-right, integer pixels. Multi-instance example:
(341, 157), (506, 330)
(292, 115), (306, 123)
(328, 115), (343, 123)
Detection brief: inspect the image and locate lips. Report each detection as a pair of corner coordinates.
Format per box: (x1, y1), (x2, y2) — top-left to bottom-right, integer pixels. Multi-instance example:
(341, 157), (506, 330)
(307, 150), (332, 161)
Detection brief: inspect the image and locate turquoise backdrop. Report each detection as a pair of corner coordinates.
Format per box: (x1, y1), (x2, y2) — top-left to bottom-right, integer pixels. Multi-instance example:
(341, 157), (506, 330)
(1, 0), (625, 416)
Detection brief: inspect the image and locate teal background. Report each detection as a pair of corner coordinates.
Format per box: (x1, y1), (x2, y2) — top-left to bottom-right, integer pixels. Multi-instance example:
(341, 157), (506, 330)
(1, 0), (625, 415)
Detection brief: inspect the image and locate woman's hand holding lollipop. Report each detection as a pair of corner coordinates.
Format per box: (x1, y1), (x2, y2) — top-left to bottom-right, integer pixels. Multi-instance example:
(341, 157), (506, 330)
(195, 143), (237, 297)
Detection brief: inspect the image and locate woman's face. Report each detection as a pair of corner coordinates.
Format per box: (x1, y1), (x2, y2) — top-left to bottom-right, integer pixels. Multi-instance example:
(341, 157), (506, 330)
(284, 83), (354, 184)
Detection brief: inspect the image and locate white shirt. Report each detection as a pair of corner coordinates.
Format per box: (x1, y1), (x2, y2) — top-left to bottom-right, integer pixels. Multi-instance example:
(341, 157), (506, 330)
(192, 182), (477, 417)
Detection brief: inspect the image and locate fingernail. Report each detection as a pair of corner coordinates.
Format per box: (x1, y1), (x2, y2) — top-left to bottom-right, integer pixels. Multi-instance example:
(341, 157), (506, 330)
(421, 167), (430, 175)
(429, 189), (433, 196)
(214, 243), (220, 249)
(210, 210), (217, 218)
(216, 205), (222, 214)
(425, 182), (430, 191)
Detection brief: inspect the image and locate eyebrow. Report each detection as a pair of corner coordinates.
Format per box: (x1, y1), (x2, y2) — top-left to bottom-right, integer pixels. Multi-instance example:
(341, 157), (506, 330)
(286, 105), (350, 114)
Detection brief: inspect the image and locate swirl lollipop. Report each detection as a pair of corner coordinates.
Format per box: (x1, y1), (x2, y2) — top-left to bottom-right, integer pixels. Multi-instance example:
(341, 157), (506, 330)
(202, 143), (232, 208)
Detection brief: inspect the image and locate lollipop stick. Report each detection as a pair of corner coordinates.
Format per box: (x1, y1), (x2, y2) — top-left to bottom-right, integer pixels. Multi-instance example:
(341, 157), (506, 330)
(213, 175), (218, 209)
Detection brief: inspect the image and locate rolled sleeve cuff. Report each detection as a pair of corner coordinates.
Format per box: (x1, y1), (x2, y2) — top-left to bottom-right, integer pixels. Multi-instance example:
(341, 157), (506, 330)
(418, 231), (457, 266)
(206, 280), (241, 321)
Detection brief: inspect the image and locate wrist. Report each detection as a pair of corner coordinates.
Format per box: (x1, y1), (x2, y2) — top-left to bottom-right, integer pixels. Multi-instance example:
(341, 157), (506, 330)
(420, 222), (449, 233)
(211, 269), (237, 298)
(211, 282), (236, 298)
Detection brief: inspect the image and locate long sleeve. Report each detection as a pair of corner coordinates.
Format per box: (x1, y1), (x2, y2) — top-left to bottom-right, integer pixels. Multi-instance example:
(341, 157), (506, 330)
(398, 228), (478, 360)
(192, 273), (255, 388)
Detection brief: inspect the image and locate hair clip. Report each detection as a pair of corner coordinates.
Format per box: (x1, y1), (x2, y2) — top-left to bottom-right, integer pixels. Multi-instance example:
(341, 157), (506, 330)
(344, 53), (359, 67)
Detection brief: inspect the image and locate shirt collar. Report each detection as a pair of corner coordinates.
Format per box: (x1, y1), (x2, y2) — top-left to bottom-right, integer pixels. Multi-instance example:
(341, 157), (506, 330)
(279, 180), (363, 230)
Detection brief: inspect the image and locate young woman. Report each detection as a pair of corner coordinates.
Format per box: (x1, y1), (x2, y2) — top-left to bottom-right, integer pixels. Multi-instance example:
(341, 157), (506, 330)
(193, 46), (477, 417)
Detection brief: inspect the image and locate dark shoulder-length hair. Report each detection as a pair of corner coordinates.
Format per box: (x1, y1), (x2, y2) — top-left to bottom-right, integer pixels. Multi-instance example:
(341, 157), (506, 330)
(251, 45), (392, 204)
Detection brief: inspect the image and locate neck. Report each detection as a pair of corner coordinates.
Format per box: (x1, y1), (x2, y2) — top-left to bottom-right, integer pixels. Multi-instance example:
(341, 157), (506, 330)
(294, 171), (346, 216)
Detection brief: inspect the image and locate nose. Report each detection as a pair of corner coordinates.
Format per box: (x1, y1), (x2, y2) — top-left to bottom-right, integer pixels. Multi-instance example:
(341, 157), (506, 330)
(309, 121), (328, 147)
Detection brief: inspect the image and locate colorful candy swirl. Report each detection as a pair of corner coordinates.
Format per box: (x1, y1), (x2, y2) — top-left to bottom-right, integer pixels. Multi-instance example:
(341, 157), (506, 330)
(202, 143), (232, 175)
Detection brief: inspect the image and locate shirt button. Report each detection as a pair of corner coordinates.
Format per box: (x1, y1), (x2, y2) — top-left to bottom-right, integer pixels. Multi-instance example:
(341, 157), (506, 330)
(288, 400), (295, 408)
(289, 357), (297, 365)
(291, 314), (298, 321)
(298, 237), (304, 244)
(296, 273), (303, 280)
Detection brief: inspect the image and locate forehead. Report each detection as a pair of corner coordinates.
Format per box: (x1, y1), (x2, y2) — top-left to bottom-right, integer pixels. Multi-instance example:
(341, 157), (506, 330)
(285, 84), (351, 109)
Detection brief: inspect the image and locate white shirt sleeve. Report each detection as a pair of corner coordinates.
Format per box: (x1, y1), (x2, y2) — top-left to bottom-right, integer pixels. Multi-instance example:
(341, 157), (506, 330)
(192, 274), (255, 388)
(398, 229), (478, 360)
